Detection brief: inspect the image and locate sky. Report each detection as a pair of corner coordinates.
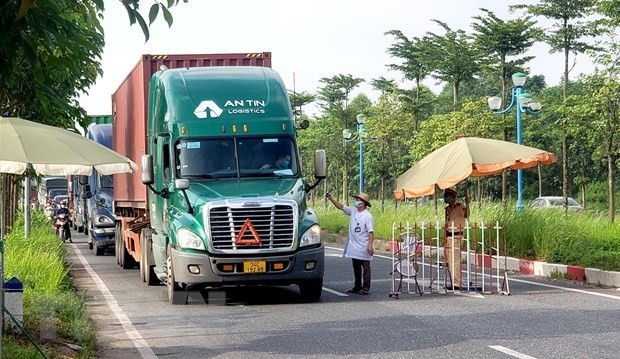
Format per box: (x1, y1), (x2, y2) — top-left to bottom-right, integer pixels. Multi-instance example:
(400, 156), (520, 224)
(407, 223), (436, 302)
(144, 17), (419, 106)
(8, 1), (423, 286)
(78, 0), (599, 117)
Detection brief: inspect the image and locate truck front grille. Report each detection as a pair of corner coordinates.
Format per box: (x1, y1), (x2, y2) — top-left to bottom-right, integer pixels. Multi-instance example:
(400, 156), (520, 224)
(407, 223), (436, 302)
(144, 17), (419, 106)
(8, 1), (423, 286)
(209, 205), (294, 250)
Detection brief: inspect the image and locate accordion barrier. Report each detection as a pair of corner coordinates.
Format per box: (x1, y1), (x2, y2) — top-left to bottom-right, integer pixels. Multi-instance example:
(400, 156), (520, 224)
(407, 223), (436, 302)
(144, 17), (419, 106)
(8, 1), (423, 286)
(388, 221), (510, 298)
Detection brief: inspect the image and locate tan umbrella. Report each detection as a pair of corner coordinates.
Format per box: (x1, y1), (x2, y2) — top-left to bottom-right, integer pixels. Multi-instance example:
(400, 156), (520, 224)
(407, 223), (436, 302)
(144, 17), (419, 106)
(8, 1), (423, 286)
(0, 117), (137, 175)
(393, 137), (556, 199)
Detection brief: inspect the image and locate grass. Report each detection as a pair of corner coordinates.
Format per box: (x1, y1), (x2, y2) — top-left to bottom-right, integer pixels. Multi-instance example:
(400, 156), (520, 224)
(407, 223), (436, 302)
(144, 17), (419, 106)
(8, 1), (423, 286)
(316, 199), (620, 271)
(2, 211), (96, 359)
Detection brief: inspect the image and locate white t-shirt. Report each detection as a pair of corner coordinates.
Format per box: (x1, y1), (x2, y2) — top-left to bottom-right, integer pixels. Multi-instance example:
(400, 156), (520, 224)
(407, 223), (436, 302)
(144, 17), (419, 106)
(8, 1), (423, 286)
(342, 206), (375, 261)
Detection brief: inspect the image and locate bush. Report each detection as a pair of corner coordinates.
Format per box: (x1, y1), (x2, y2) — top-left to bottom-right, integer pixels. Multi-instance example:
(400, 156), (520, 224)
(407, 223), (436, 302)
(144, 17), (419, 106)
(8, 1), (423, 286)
(3, 210), (95, 358)
(316, 200), (620, 271)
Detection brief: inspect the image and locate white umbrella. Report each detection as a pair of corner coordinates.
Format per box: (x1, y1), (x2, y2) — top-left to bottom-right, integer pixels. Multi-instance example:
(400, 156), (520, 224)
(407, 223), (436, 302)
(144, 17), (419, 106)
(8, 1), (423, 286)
(0, 117), (137, 342)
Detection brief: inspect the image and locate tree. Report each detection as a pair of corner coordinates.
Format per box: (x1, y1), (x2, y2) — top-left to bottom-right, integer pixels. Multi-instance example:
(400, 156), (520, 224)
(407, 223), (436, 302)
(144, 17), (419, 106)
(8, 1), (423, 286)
(385, 30), (431, 130)
(316, 74), (365, 201)
(472, 8), (538, 202)
(419, 20), (483, 110)
(569, 43), (620, 222)
(511, 0), (602, 213)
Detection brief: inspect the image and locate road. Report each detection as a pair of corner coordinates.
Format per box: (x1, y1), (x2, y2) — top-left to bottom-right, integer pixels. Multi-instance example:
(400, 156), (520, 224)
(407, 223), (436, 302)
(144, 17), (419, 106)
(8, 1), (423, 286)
(67, 232), (620, 359)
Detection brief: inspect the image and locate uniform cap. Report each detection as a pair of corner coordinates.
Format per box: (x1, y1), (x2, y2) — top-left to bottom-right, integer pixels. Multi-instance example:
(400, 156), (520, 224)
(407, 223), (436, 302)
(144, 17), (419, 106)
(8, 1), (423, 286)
(444, 188), (458, 197)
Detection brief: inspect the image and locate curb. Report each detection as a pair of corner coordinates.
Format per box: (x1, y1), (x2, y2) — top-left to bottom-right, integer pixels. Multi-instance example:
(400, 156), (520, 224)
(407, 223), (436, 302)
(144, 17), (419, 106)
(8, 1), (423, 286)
(381, 239), (620, 288)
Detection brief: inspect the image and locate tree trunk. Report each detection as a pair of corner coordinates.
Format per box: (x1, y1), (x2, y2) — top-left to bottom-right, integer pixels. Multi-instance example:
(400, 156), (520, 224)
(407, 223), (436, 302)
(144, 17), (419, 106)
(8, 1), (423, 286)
(608, 154), (615, 223)
(380, 175), (385, 209)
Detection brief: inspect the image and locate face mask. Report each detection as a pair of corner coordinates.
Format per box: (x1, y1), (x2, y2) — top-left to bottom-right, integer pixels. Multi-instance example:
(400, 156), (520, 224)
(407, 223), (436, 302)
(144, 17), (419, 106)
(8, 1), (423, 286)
(281, 160), (290, 168)
(354, 201), (362, 208)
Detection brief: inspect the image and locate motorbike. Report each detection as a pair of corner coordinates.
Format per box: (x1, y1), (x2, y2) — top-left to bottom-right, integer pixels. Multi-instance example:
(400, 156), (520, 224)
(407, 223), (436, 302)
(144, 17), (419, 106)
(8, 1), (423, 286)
(54, 213), (72, 242)
(44, 204), (56, 221)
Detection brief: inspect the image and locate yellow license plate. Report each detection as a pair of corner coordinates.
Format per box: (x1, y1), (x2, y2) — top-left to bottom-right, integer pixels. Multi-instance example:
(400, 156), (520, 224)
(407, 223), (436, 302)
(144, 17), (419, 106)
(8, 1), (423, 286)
(243, 260), (266, 273)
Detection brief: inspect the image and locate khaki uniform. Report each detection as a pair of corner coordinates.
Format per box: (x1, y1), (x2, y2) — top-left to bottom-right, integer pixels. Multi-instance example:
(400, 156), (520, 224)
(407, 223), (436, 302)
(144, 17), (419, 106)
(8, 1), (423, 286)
(444, 202), (466, 288)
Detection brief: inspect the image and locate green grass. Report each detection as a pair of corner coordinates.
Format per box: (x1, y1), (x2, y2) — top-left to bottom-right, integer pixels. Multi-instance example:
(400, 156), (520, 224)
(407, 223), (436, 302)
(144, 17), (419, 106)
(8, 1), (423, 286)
(316, 200), (620, 271)
(3, 211), (96, 358)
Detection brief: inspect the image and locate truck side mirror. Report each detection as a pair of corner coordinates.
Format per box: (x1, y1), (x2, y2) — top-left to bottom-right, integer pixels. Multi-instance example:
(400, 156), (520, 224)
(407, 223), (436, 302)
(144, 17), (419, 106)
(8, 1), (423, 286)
(314, 150), (327, 179)
(175, 179), (190, 190)
(141, 155), (154, 185)
(78, 175), (88, 185)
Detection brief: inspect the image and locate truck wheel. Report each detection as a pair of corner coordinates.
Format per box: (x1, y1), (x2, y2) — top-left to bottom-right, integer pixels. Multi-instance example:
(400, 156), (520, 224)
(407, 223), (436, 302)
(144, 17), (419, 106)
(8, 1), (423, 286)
(122, 244), (136, 269)
(95, 246), (105, 256)
(139, 232), (146, 282)
(115, 222), (122, 266)
(87, 220), (93, 246)
(84, 223), (89, 236)
(298, 279), (323, 302)
(167, 245), (186, 304)
(89, 241), (93, 250)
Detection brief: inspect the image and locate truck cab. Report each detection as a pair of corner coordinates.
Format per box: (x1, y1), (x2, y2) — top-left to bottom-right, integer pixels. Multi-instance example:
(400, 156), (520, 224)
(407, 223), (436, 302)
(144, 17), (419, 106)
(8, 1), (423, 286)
(81, 124), (116, 255)
(141, 66), (326, 303)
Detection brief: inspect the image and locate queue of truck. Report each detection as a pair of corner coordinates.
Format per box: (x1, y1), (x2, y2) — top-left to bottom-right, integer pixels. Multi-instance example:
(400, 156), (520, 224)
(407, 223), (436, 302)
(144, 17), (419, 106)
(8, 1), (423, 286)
(93, 52), (327, 304)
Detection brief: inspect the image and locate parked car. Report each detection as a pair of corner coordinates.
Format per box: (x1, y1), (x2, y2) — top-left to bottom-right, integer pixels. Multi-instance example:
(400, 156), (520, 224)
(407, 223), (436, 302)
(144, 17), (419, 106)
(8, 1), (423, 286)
(531, 196), (583, 212)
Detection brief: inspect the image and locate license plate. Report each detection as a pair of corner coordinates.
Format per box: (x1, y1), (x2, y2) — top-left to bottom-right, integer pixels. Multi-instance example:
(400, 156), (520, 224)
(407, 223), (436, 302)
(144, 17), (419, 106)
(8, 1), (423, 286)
(243, 260), (266, 273)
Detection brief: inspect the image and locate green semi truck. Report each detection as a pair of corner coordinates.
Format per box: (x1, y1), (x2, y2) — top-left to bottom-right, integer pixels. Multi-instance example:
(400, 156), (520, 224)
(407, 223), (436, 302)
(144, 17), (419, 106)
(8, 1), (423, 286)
(112, 53), (326, 304)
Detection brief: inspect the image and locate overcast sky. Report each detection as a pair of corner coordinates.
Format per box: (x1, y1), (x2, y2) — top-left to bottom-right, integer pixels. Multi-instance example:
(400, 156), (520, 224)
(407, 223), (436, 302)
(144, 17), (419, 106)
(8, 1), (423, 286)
(78, 0), (598, 117)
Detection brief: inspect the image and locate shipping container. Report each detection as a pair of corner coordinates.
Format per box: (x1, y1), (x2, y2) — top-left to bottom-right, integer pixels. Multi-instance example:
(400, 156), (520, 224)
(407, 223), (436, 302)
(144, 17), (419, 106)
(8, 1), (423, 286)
(112, 53), (272, 213)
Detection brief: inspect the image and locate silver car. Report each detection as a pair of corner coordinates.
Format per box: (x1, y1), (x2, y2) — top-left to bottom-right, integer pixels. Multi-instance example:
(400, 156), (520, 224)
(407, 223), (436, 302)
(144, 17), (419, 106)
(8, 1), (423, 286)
(531, 196), (583, 212)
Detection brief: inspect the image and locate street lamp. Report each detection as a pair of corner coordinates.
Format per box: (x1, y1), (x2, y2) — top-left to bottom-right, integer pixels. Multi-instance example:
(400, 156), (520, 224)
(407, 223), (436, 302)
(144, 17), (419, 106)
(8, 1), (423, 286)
(488, 72), (541, 211)
(342, 113), (368, 193)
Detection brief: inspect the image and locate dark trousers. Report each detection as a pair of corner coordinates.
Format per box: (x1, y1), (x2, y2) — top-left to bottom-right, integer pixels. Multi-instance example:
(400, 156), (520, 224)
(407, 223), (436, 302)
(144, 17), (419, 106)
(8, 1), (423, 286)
(352, 258), (371, 291)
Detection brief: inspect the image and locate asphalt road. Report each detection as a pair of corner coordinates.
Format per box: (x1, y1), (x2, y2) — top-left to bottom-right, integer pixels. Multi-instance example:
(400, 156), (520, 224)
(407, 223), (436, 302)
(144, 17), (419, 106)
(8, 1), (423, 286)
(66, 232), (620, 359)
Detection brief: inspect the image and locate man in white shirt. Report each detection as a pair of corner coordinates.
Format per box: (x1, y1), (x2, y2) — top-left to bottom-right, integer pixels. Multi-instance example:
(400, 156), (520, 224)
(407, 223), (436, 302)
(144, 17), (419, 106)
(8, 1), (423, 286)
(326, 192), (375, 295)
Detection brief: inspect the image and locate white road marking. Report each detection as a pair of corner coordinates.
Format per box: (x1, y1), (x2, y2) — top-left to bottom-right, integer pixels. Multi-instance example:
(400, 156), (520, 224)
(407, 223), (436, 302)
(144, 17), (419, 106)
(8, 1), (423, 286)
(322, 287), (349, 297)
(325, 245), (620, 301)
(325, 253), (342, 257)
(507, 277), (620, 301)
(72, 245), (158, 359)
(489, 345), (537, 359)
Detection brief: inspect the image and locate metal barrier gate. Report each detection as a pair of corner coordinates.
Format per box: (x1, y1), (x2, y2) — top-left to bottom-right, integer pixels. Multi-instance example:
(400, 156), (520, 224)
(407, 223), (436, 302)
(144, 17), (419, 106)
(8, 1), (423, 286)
(388, 220), (510, 298)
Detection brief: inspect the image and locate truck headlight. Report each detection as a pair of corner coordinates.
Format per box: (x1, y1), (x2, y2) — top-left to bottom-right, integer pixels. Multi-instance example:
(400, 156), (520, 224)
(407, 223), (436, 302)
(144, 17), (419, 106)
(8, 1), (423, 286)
(95, 215), (114, 225)
(177, 228), (205, 250)
(300, 224), (321, 247)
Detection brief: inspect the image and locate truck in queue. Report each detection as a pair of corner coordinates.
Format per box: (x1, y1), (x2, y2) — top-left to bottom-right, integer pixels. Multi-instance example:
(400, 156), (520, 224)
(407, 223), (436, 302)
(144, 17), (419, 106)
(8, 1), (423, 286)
(76, 124), (116, 255)
(112, 53), (326, 304)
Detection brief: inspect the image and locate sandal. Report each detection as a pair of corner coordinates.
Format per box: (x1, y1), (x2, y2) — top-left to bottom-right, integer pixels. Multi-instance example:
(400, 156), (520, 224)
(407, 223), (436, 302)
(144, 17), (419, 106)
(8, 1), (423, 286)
(358, 289), (369, 295)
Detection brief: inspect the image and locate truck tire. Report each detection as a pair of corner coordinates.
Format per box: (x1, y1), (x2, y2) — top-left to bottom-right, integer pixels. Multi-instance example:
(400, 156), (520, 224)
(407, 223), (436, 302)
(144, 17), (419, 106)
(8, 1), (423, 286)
(139, 231), (146, 282)
(298, 279), (323, 302)
(140, 231), (159, 286)
(167, 244), (186, 304)
(84, 223), (89, 236)
(122, 244), (136, 269)
(95, 245), (105, 256)
(115, 222), (122, 266)
(87, 220), (93, 249)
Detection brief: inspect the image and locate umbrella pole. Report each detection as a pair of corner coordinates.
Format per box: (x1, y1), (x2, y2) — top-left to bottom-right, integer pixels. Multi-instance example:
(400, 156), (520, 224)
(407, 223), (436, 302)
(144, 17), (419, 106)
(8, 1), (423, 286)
(24, 176), (31, 237)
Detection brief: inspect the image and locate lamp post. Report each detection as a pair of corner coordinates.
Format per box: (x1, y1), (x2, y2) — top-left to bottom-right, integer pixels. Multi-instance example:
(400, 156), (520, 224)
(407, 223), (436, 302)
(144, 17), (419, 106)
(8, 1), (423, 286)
(342, 113), (368, 193)
(488, 73), (541, 211)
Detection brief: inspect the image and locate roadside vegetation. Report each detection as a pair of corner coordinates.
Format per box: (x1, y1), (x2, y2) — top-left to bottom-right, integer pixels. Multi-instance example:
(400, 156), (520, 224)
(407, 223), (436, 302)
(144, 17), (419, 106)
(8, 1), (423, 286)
(316, 199), (620, 271)
(2, 211), (95, 359)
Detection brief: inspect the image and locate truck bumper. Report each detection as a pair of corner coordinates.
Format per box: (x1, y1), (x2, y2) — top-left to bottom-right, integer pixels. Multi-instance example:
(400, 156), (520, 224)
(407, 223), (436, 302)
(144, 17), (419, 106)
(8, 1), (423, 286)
(91, 226), (115, 248)
(171, 245), (324, 288)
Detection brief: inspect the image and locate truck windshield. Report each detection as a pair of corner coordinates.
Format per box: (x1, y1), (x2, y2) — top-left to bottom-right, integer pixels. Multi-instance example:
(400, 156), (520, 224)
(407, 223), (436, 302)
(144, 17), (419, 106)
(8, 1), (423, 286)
(99, 175), (113, 188)
(176, 136), (298, 179)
